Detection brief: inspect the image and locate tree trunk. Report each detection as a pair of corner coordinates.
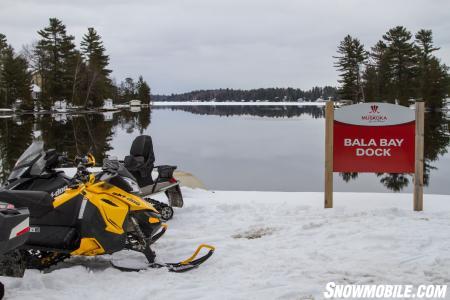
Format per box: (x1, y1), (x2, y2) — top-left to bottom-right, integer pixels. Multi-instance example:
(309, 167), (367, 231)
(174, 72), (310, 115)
(84, 71), (97, 108)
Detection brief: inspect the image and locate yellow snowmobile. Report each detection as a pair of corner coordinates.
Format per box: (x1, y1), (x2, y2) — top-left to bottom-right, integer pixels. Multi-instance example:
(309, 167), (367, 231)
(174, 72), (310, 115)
(0, 153), (214, 273)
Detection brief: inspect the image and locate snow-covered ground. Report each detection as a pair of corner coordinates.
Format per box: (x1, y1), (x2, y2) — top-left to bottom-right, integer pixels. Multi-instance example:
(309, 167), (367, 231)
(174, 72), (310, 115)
(152, 101), (326, 106)
(2, 188), (450, 300)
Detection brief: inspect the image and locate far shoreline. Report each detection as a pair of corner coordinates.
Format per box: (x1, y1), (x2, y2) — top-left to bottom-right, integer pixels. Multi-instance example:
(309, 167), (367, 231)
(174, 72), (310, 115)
(152, 101), (326, 106)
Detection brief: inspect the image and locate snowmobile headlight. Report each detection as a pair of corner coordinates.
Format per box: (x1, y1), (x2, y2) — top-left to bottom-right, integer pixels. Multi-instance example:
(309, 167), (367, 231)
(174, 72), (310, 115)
(148, 217), (160, 224)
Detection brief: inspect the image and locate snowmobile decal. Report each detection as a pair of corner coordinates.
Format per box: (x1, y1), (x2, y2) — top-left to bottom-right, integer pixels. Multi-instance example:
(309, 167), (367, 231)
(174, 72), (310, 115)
(53, 185), (84, 208)
(50, 186), (68, 198)
(29, 227), (40, 233)
(71, 238), (105, 256)
(78, 198), (88, 219)
(8, 218), (30, 239)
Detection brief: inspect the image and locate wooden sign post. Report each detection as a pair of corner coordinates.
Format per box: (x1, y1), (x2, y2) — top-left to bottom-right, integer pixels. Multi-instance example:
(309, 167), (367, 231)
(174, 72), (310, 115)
(414, 102), (425, 211)
(324, 101), (425, 211)
(324, 101), (334, 208)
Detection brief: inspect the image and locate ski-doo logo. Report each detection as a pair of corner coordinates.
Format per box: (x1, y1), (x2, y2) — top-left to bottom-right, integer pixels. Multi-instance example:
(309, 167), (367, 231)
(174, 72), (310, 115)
(127, 197), (140, 206)
(362, 105), (387, 123)
(51, 186), (68, 198)
(112, 192), (125, 198)
(112, 192), (140, 206)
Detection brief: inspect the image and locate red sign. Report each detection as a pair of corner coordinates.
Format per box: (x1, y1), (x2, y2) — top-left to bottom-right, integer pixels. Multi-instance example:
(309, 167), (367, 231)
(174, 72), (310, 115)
(333, 103), (415, 173)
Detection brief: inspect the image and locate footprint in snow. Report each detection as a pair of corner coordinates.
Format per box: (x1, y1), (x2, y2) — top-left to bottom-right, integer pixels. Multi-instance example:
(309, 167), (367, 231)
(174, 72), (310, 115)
(232, 227), (277, 240)
(302, 221), (327, 230)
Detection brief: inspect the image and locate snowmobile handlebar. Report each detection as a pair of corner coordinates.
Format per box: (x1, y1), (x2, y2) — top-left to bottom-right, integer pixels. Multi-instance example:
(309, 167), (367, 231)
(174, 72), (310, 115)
(68, 154), (97, 187)
(74, 153), (96, 168)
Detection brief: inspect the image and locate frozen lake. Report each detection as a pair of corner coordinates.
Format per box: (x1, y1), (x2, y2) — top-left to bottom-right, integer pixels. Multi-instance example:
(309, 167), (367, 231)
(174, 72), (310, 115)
(0, 105), (449, 193)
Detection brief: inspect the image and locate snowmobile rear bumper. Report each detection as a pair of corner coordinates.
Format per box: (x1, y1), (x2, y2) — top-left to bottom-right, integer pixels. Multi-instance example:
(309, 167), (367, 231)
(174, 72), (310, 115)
(0, 207), (30, 256)
(140, 182), (184, 207)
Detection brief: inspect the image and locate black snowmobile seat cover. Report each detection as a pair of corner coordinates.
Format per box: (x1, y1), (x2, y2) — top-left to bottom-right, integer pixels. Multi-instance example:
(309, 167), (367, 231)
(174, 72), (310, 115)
(0, 190), (53, 218)
(124, 135), (155, 186)
(130, 135), (155, 164)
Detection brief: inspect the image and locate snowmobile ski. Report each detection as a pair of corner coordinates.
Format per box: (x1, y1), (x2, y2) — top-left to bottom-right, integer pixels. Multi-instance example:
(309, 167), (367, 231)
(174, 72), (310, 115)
(112, 244), (215, 273)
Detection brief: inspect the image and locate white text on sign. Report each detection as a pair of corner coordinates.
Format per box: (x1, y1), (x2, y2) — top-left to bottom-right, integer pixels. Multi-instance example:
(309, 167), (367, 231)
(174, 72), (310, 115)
(343, 139), (404, 157)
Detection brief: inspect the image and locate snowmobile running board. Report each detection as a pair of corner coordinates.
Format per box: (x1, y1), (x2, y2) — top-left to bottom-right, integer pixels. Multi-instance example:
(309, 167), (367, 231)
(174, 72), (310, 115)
(113, 244), (215, 273)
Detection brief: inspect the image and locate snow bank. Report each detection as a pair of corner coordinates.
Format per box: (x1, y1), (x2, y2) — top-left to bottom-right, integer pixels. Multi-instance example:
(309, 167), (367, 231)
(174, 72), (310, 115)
(2, 189), (450, 300)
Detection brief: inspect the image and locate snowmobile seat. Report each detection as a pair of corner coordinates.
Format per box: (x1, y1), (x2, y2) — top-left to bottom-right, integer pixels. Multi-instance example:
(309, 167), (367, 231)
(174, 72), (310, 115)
(124, 135), (155, 187)
(0, 190), (53, 218)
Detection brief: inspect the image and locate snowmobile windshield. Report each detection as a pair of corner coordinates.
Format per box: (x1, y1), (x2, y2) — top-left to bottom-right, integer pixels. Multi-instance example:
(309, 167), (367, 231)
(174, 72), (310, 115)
(8, 141), (45, 182)
(14, 141), (44, 169)
(8, 141), (45, 181)
(8, 141), (44, 182)
(98, 164), (141, 194)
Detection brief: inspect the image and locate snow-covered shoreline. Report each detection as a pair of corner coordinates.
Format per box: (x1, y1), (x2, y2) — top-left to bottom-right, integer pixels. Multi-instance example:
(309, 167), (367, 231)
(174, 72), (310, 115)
(2, 189), (450, 300)
(152, 101), (326, 106)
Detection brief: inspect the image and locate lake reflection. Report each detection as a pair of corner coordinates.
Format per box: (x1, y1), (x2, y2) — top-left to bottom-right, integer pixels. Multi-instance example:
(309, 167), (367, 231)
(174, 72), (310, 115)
(0, 106), (449, 194)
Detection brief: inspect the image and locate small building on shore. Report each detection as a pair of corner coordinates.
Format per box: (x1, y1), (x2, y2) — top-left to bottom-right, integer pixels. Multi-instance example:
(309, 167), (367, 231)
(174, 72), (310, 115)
(102, 99), (115, 110)
(31, 84), (41, 100)
(52, 100), (68, 112)
(130, 99), (142, 107)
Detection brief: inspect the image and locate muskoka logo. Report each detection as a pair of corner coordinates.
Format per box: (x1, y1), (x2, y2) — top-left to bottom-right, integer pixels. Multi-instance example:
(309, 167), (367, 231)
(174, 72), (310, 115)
(362, 105), (387, 122)
(370, 105), (380, 114)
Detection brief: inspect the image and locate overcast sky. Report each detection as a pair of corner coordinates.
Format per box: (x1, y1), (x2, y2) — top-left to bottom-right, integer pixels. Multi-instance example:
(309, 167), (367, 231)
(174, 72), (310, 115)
(1, 0), (449, 94)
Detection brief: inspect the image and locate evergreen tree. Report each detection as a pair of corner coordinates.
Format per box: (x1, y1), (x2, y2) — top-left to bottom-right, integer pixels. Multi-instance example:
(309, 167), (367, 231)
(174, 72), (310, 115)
(360, 27), (448, 108)
(334, 35), (368, 102)
(0, 34), (7, 52)
(80, 27), (112, 107)
(414, 29), (448, 110)
(362, 65), (378, 102)
(110, 78), (121, 104)
(35, 18), (76, 109)
(136, 75), (151, 105)
(68, 51), (85, 106)
(382, 26), (417, 106)
(120, 78), (136, 103)
(415, 29), (439, 59)
(151, 87), (340, 103)
(1, 48), (33, 109)
(0, 33), (9, 106)
(424, 58), (449, 110)
(363, 41), (391, 102)
(0, 34), (32, 109)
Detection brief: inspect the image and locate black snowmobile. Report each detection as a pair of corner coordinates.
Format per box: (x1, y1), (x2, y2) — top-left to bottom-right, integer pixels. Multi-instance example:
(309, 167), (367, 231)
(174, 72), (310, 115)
(4, 140), (72, 197)
(4, 135), (183, 220)
(0, 203), (30, 299)
(122, 135), (184, 220)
